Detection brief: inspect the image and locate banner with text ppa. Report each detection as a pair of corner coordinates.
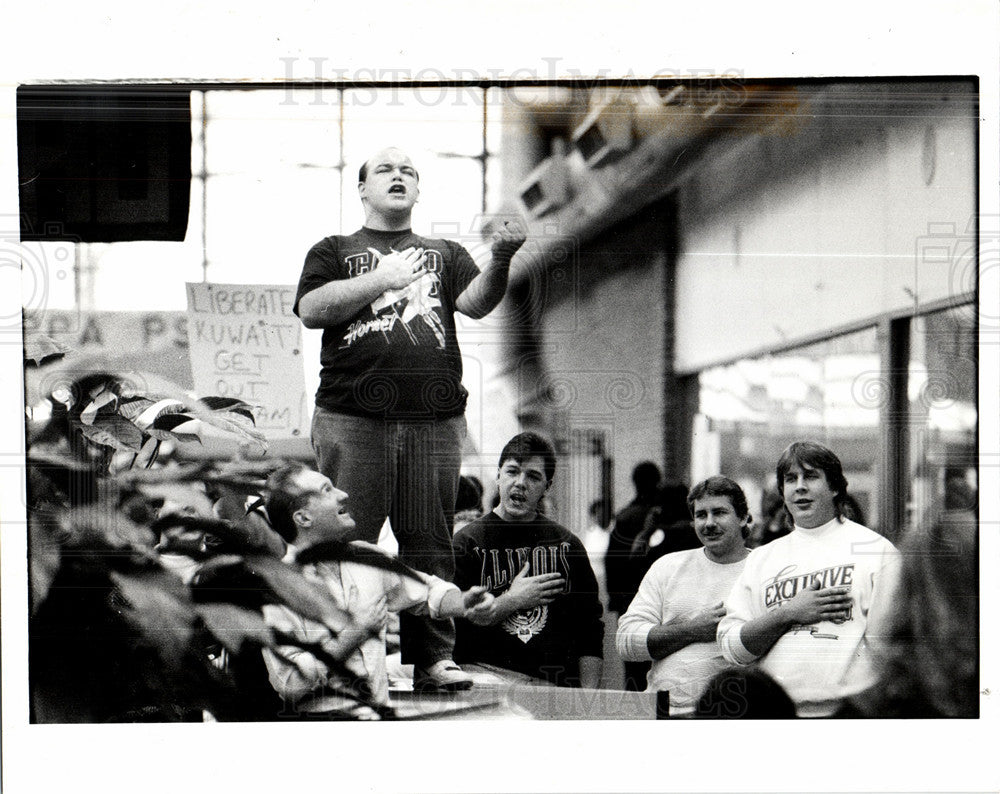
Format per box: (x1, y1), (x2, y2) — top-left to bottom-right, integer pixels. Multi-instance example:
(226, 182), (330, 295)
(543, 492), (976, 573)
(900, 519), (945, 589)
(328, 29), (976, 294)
(186, 282), (308, 440)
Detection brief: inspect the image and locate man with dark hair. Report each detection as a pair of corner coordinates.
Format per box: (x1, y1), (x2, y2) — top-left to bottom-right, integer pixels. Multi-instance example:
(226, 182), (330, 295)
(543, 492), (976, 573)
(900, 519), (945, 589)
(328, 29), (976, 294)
(605, 462), (661, 614)
(718, 441), (899, 717)
(616, 475), (751, 715)
(260, 464), (492, 715)
(294, 147), (525, 690)
(774, 440), (851, 521)
(604, 460), (661, 690)
(631, 480), (701, 568)
(263, 462), (312, 543)
(693, 667), (797, 719)
(452, 432), (604, 687)
(454, 474), (485, 531)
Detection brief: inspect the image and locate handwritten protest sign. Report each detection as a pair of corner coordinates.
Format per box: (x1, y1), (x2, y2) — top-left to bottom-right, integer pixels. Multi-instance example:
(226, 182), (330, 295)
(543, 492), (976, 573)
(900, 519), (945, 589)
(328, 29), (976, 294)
(186, 283), (308, 439)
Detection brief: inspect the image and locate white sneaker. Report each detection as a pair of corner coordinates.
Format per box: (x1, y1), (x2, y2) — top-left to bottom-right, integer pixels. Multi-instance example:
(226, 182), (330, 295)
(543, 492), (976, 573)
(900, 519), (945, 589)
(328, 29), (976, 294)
(413, 660), (474, 692)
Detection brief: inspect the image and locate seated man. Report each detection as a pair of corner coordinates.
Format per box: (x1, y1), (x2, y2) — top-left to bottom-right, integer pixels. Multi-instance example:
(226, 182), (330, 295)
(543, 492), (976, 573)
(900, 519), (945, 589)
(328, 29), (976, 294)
(261, 464), (492, 718)
(452, 432), (604, 688)
(717, 441), (899, 717)
(615, 476), (751, 715)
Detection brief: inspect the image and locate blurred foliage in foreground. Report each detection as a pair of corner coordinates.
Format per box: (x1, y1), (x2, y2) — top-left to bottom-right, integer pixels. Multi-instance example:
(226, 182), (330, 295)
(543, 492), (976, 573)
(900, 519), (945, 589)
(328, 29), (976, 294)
(26, 369), (397, 722)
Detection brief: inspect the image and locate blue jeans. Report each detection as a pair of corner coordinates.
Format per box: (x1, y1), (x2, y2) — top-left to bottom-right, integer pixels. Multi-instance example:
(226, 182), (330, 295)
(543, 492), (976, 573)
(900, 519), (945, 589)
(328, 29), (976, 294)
(311, 406), (465, 667)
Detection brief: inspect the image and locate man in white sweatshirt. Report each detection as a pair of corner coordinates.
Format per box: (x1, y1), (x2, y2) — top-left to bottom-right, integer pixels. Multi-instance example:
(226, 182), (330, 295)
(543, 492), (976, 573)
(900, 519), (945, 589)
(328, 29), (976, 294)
(717, 441), (898, 717)
(615, 476), (751, 715)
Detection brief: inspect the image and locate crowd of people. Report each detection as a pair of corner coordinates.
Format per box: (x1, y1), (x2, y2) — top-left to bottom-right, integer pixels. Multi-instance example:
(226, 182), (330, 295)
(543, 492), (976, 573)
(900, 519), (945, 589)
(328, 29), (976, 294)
(612, 443), (977, 718)
(145, 432), (977, 720)
(142, 144), (978, 720)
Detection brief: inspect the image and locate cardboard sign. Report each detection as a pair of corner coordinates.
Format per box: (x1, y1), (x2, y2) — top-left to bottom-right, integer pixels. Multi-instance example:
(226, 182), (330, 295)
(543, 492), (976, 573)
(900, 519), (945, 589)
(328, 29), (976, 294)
(185, 283), (307, 439)
(23, 310), (193, 407)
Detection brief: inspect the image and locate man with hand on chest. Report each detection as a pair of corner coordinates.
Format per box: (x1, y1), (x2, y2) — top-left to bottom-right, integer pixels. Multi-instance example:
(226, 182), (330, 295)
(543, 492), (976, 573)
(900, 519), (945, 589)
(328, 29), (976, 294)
(294, 147), (525, 691)
(717, 441), (899, 717)
(615, 476), (751, 715)
(452, 432), (604, 688)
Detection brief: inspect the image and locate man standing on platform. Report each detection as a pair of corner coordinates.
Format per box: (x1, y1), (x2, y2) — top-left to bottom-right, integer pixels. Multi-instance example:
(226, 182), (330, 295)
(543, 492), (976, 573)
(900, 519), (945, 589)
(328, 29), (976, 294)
(453, 432), (604, 688)
(294, 147), (525, 691)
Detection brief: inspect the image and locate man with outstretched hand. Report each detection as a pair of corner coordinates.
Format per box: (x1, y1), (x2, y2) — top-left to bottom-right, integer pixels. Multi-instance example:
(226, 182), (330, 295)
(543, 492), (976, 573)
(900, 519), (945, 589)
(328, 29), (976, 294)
(261, 464), (492, 717)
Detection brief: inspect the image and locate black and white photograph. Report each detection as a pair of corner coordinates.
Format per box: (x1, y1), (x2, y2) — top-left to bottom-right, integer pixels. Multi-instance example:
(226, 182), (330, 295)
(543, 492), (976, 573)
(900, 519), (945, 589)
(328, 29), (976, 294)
(1, 4), (997, 793)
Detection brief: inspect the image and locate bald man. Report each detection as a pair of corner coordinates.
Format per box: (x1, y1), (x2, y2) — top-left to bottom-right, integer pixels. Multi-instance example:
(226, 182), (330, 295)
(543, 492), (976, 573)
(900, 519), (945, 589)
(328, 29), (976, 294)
(294, 147), (525, 690)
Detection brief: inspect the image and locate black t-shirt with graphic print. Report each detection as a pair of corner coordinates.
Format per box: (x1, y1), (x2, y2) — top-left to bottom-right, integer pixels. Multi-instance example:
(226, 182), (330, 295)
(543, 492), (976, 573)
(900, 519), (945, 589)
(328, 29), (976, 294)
(453, 512), (605, 687)
(294, 227), (480, 419)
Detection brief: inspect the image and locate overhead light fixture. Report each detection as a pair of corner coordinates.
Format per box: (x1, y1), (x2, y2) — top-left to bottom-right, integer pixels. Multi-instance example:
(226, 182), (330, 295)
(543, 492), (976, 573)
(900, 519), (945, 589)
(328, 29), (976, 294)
(518, 138), (569, 217)
(571, 89), (634, 167)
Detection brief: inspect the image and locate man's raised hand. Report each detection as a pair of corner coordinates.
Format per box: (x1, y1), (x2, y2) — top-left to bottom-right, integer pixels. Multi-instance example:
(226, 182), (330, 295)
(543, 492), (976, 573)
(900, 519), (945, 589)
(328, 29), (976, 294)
(490, 219), (527, 261)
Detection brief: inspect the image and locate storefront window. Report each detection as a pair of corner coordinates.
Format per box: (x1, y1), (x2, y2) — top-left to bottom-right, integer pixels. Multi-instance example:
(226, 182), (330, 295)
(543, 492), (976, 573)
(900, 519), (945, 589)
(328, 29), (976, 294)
(905, 305), (978, 532)
(694, 327), (881, 540)
(695, 305), (978, 543)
